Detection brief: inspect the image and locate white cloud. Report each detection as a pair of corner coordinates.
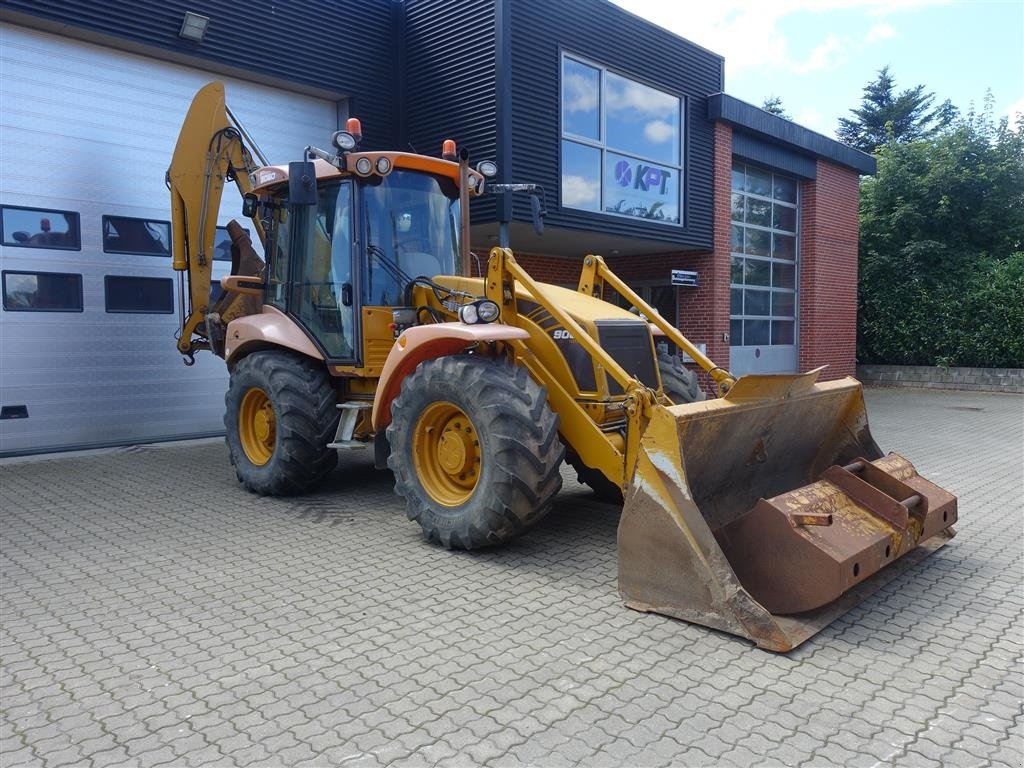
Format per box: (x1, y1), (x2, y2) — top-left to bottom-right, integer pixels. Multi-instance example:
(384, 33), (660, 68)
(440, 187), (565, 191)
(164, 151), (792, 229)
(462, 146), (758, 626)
(1005, 97), (1024, 129)
(794, 107), (825, 131)
(561, 175), (599, 207)
(608, 78), (679, 116)
(563, 72), (598, 114)
(610, 0), (950, 77)
(644, 119), (675, 143)
(865, 22), (896, 43)
(793, 35), (844, 74)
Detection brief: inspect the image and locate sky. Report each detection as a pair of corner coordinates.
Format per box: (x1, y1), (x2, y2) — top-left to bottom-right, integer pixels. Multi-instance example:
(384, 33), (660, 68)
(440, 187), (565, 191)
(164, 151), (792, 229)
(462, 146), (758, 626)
(609, 0), (1024, 140)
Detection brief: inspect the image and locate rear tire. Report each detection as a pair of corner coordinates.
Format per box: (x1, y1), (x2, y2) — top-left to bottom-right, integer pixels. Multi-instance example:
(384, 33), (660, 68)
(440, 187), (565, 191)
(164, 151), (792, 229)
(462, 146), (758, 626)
(387, 356), (564, 549)
(658, 352), (706, 404)
(225, 350), (338, 496)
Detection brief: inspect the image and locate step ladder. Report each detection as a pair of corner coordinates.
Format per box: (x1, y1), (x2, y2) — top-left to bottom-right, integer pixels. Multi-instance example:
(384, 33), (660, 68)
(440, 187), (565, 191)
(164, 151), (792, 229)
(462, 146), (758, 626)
(327, 402), (371, 450)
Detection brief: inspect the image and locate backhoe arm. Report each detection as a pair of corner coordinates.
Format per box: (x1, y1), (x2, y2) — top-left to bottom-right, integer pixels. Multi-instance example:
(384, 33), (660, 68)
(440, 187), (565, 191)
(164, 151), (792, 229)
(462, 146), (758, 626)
(168, 81), (264, 361)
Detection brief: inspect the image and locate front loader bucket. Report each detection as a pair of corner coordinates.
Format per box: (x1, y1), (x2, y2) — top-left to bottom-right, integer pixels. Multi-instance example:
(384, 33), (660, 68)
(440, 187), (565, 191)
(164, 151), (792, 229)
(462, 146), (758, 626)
(618, 369), (957, 651)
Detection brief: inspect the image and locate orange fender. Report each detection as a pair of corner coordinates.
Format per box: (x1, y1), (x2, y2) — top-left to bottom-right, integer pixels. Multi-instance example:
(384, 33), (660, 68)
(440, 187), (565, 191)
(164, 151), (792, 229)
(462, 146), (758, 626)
(371, 322), (529, 430)
(224, 305), (324, 366)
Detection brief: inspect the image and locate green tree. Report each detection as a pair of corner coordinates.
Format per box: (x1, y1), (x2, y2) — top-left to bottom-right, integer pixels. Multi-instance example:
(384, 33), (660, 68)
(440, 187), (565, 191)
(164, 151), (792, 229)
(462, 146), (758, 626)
(761, 96), (790, 119)
(857, 96), (1024, 367)
(838, 66), (957, 152)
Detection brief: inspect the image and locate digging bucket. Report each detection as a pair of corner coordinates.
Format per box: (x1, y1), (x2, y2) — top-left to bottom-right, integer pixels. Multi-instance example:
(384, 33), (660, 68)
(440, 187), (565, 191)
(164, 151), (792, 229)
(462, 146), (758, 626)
(618, 369), (957, 651)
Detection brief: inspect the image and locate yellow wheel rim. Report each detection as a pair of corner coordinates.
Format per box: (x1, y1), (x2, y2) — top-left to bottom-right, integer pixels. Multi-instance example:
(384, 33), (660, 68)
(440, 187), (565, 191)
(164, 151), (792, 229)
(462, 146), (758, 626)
(239, 387), (276, 466)
(413, 401), (481, 507)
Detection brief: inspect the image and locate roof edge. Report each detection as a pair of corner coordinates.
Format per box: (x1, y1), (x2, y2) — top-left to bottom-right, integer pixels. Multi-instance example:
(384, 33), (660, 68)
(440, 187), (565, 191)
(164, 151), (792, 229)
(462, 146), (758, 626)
(708, 93), (876, 175)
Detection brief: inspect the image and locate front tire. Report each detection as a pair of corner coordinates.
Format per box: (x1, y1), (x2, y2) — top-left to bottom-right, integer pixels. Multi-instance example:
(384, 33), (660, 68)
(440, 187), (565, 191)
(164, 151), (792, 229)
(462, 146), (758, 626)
(225, 350), (338, 495)
(387, 356), (564, 549)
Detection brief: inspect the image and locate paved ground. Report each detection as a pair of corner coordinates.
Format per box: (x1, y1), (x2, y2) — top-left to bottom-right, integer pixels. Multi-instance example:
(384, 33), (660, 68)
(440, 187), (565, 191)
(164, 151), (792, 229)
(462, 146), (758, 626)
(1, 388), (1021, 768)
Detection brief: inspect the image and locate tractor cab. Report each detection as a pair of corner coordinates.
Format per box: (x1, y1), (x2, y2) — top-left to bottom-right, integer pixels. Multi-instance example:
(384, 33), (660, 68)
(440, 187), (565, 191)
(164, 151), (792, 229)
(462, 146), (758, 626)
(241, 130), (490, 366)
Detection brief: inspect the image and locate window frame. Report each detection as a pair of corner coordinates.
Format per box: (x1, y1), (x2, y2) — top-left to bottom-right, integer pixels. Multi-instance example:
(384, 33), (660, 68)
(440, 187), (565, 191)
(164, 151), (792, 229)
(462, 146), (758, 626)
(2, 270), (84, 313)
(101, 214), (172, 256)
(0, 205), (82, 251)
(559, 52), (685, 227)
(103, 275), (175, 315)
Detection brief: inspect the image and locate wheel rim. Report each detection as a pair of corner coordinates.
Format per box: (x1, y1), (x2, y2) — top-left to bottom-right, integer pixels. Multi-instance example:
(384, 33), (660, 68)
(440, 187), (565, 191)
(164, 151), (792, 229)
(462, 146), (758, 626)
(239, 387), (276, 466)
(413, 401), (481, 506)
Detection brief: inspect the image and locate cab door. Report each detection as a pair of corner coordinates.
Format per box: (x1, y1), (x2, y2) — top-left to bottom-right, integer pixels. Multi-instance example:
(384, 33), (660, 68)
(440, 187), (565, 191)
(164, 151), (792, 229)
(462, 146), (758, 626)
(268, 181), (359, 363)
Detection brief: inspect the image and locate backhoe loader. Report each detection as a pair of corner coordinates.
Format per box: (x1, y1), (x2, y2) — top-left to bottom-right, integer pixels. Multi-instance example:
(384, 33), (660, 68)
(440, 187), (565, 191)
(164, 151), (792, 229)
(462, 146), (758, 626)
(168, 82), (957, 651)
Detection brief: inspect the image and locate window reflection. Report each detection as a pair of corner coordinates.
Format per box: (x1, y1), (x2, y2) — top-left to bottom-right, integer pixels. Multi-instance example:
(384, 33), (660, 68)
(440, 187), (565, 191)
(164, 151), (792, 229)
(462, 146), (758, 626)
(559, 55), (682, 225)
(562, 58), (600, 140)
(1, 207), (80, 249)
(605, 72), (680, 166)
(561, 141), (601, 212)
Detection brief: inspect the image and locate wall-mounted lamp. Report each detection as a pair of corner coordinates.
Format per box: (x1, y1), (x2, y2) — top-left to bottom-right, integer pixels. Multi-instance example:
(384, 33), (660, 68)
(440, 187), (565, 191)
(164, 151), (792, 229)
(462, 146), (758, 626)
(179, 12), (210, 43)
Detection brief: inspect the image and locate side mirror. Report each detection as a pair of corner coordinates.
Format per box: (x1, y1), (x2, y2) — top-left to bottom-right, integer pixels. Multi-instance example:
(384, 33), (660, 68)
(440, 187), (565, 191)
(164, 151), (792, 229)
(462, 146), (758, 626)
(288, 161), (318, 206)
(530, 194), (545, 236)
(241, 193), (259, 218)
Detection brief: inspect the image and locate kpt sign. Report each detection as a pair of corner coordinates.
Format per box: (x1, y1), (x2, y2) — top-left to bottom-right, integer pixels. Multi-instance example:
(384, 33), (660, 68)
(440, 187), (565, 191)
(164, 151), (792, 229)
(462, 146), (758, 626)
(602, 151), (679, 223)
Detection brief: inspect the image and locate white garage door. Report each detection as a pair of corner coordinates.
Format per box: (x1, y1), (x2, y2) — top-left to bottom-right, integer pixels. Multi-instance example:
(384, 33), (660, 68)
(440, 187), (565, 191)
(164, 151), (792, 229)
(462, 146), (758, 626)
(0, 23), (340, 455)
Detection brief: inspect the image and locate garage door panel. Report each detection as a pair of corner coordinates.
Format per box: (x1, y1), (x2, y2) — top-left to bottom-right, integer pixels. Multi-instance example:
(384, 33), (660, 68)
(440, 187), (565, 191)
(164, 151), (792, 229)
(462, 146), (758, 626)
(0, 23), (339, 455)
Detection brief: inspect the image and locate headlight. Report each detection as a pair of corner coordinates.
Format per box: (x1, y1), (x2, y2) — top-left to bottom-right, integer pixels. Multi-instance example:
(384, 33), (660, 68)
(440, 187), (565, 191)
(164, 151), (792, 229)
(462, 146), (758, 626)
(375, 156), (392, 174)
(476, 160), (498, 178)
(332, 131), (357, 151)
(458, 299), (500, 325)
(354, 156), (373, 175)
(477, 300), (500, 322)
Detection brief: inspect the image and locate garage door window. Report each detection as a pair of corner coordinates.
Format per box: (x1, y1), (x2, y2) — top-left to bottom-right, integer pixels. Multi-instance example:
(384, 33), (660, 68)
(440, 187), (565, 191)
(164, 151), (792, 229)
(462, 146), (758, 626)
(1, 206), (81, 250)
(729, 162), (798, 346)
(2, 270), (83, 312)
(105, 276), (174, 314)
(103, 216), (171, 255)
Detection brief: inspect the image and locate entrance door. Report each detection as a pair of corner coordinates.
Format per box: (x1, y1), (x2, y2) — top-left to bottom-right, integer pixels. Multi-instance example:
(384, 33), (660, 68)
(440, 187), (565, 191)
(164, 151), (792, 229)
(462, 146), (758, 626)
(728, 162), (799, 376)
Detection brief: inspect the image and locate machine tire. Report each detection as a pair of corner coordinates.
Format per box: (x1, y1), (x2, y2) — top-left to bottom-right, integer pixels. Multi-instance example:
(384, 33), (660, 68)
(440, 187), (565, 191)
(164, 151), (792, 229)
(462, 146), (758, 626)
(225, 350), (338, 496)
(568, 457), (623, 504)
(387, 356), (564, 549)
(658, 351), (706, 404)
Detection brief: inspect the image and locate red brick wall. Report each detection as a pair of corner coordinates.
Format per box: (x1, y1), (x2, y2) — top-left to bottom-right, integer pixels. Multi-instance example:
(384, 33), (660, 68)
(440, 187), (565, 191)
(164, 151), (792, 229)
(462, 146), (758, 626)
(798, 160), (861, 379)
(683, 122), (733, 378)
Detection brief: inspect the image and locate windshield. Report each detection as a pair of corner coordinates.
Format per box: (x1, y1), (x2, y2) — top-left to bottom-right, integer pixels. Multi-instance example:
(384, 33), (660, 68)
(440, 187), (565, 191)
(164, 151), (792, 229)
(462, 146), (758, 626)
(361, 169), (461, 306)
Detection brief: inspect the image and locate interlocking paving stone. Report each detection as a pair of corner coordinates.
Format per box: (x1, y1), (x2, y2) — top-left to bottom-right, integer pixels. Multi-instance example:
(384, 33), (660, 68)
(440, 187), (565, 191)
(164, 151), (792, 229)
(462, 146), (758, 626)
(1, 388), (1021, 767)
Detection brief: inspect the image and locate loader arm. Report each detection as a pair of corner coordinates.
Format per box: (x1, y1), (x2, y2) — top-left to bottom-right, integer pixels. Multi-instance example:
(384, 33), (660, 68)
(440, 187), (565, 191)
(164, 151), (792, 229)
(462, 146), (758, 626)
(168, 81), (265, 362)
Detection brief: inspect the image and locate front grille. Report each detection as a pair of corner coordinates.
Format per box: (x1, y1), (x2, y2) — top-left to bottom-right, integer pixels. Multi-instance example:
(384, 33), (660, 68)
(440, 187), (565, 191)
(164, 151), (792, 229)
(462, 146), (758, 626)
(596, 320), (658, 395)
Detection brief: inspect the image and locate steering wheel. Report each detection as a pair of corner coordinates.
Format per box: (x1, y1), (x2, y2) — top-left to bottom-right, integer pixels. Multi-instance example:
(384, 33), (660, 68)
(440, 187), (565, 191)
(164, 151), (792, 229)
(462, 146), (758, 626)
(397, 237), (431, 254)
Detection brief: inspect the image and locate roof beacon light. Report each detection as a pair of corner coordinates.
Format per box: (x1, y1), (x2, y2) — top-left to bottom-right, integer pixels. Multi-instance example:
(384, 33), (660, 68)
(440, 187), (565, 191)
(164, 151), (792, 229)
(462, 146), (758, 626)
(346, 118), (363, 145)
(442, 139), (457, 162)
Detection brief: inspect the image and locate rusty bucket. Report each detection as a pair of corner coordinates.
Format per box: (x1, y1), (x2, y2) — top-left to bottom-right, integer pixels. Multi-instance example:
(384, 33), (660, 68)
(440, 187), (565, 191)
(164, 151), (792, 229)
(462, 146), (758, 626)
(618, 369), (957, 652)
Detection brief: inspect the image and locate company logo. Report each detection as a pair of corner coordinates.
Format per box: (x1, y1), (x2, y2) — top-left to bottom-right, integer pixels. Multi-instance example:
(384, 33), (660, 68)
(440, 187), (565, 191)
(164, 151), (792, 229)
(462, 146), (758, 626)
(612, 159), (672, 195)
(614, 160), (633, 187)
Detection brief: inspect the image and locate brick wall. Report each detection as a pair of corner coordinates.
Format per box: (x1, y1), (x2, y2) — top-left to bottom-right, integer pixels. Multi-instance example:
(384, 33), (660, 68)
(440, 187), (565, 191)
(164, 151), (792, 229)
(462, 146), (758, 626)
(798, 159), (860, 379)
(669, 121), (733, 394)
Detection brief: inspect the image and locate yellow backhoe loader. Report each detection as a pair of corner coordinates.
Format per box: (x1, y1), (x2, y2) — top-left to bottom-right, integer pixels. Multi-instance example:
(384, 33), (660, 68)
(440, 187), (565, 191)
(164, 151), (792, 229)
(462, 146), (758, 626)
(169, 82), (957, 651)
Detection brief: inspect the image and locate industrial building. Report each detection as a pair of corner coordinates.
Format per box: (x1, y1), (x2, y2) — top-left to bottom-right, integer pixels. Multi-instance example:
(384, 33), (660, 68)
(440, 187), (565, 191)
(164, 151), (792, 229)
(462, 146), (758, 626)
(0, 0), (874, 455)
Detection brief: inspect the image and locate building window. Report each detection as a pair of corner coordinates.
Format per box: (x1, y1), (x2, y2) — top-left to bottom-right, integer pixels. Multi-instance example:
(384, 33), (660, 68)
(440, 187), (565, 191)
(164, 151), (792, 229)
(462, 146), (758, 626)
(0, 206), (81, 250)
(729, 162), (798, 347)
(103, 215), (171, 255)
(2, 271), (83, 312)
(560, 54), (683, 225)
(104, 276), (174, 314)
